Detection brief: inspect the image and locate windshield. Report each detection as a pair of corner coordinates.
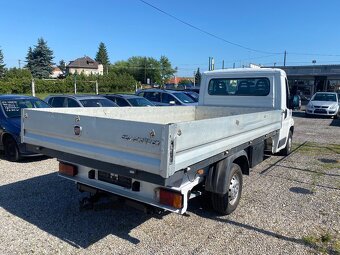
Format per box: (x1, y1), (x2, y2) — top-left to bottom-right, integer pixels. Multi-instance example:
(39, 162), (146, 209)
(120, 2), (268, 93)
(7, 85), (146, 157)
(1, 98), (50, 118)
(127, 97), (154, 106)
(312, 93), (336, 102)
(185, 91), (199, 102)
(173, 92), (195, 103)
(79, 98), (117, 107)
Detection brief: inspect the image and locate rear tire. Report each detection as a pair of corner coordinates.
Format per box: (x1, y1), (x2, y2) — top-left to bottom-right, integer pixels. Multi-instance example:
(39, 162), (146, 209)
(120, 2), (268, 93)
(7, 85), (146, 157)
(211, 163), (243, 215)
(282, 131), (293, 156)
(4, 136), (21, 162)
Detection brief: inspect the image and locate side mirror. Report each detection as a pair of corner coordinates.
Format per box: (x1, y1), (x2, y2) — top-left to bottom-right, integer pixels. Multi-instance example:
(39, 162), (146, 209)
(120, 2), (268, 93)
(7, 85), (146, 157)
(169, 101), (176, 105)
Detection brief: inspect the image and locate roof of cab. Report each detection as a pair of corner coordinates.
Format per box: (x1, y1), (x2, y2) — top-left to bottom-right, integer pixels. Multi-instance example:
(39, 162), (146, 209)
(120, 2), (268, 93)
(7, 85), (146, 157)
(203, 68), (286, 76)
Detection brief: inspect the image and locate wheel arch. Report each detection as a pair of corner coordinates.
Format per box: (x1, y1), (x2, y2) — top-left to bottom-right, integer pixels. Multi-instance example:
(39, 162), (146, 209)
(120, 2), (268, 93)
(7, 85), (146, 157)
(205, 150), (249, 195)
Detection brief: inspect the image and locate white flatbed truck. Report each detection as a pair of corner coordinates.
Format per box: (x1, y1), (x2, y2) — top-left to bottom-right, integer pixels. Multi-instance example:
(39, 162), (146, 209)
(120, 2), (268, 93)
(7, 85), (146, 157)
(21, 68), (294, 215)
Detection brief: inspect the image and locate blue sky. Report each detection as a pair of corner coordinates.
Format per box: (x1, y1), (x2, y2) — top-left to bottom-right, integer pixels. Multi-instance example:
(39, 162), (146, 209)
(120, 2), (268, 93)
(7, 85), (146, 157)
(1, 0), (340, 76)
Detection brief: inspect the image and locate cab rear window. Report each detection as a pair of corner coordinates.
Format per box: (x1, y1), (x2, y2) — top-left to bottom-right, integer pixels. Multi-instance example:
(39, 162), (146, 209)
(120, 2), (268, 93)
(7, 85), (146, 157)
(208, 78), (270, 96)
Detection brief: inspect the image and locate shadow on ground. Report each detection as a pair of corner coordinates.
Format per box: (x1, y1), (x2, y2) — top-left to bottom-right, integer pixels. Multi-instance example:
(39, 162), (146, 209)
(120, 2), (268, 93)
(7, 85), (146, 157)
(0, 172), (154, 248)
(187, 198), (339, 255)
(0, 153), (50, 163)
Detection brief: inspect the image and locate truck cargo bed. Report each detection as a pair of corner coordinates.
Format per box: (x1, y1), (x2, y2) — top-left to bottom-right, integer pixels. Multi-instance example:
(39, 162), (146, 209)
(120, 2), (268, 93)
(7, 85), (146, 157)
(22, 106), (282, 179)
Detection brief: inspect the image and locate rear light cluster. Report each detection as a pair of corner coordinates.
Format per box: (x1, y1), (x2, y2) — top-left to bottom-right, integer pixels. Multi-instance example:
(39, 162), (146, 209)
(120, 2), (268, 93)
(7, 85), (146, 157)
(59, 162), (78, 176)
(156, 188), (183, 209)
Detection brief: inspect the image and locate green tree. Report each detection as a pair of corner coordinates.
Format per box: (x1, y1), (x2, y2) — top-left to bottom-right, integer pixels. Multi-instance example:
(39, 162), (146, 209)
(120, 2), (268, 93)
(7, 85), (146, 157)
(178, 79), (193, 85)
(25, 47), (34, 71)
(27, 38), (54, 78)
(0, 48), (6, 78)
(195, 67), (201, 86)
(111, 56), (176, 85)
(159, 56), (176, 84)
(95, 42), (110, 73)
(58, 59), (66, 73)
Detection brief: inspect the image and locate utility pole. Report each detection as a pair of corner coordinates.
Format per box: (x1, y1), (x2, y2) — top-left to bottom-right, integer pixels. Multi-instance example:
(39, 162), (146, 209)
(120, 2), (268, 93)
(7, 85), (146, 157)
(31, 79), (35, 97)
(18, 59), (21, 69)
(283, 50), (287, 67)
(193, 71), (195, 88)
(74, 75), (77, 94)
(211, 57), (215, 71)
(208, 57), (211, 71)
(95, 80), (98, 95)
(144, 57), (147, 84)
(222, 60), (224, 69)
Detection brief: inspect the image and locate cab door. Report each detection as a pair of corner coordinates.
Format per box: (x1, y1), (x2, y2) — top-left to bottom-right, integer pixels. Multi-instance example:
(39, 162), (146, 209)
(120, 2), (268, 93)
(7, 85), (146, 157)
(277, 77), (293, 152)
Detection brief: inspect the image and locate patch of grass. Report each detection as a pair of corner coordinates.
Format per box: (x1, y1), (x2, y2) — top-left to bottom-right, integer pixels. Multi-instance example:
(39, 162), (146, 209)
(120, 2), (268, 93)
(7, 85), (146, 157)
(303, 232), (340, 254)
(295, 142), (340, 156)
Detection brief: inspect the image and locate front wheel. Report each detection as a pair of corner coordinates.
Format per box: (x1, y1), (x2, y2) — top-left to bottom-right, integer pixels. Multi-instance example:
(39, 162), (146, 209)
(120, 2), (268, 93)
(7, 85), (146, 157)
(281, 130), (293, 156)
(4, 136), (21, 162)
(211, 163), (243, 215)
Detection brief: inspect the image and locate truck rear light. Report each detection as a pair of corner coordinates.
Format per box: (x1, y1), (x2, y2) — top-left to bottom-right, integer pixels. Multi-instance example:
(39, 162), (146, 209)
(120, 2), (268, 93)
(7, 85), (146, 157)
(59, 162), (78, 176)
(157, 188), (183, 209)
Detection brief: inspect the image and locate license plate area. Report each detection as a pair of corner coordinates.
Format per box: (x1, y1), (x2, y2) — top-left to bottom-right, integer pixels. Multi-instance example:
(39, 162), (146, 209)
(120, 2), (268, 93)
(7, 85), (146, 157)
(98, 171), (132, 189)
(314, 109), (326, 113)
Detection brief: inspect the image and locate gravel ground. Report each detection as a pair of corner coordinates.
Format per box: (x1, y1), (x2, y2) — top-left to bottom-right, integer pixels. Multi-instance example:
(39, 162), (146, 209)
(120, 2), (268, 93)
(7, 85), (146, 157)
(0, 112), (339, 255)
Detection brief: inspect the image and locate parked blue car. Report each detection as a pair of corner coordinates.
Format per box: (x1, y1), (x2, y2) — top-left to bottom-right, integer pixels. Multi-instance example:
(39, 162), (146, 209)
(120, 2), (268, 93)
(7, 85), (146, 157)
(136, 89), (198, 106)
(0, 95), (50, 161)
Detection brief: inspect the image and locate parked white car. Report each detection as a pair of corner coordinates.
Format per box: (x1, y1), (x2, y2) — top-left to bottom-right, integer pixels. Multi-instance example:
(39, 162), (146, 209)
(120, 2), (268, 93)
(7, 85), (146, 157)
(305, 92), (339, 118)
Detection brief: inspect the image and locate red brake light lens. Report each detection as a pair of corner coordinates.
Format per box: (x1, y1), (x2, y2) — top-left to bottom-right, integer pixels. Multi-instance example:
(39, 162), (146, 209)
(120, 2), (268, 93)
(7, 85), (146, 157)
(59, 162), (78, 176)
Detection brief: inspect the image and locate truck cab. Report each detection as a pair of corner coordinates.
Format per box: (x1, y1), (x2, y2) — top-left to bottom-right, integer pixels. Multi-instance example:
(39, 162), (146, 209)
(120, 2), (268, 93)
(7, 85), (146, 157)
(200, 68), (294, 154)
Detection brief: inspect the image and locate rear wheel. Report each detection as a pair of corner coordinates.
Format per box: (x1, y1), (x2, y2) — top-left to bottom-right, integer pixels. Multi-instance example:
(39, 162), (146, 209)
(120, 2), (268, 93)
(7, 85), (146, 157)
(211, 163), (243, 215)
(4, 136), (21, 162)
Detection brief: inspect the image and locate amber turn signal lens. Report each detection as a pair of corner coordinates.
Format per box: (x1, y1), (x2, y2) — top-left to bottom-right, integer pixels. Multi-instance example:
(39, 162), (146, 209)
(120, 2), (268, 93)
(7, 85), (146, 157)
(159, 189), (183, 209)
(59, 162), (78, 176)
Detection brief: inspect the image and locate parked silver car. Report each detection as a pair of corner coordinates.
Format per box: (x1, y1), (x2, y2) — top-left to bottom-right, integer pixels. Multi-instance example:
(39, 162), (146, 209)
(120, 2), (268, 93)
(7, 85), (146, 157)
(305, 92), (339, 118)
(45, 95), (118, 108)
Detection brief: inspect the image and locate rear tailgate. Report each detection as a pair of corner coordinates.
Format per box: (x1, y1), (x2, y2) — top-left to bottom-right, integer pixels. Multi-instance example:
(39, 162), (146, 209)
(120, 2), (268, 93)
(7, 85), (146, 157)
(21, 108), (173, 178)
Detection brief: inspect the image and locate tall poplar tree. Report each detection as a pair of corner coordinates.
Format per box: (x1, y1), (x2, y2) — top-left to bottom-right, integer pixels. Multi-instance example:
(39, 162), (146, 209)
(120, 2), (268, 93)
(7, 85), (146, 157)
(195, 67), (201, 86)
(0, 48), (5, 78)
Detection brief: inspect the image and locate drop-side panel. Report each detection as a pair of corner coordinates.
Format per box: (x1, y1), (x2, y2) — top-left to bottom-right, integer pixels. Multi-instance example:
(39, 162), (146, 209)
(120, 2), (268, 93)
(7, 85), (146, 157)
(22, 109), (170, 177)
(171, 110), (282, 174)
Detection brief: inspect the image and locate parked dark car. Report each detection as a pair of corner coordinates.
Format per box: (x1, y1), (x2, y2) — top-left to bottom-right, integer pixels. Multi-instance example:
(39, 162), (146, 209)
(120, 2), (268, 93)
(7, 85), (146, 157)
(102, 94), (154, 107)
(45, 94), (118, 107)
(136, 89), (198, 106)
(0, 95), (50, 161)
(183, 91), (199, 102)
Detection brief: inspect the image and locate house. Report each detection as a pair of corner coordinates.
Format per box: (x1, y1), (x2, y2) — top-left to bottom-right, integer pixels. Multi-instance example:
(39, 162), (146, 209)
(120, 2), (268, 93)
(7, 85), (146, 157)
(66, 56), (103, 76)
(166, 76), (194, 85)
(50, 67), (63, 78)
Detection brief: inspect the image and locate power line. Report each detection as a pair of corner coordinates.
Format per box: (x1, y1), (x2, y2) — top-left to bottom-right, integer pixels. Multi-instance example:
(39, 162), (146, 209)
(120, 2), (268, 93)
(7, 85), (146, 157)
(139, 1), (340, 58)
(138, 0), (282, 55)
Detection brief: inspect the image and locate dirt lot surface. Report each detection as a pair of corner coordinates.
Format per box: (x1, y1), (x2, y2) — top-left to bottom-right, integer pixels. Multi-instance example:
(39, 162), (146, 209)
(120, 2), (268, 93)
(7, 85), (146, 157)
(0, 112), (339, 255)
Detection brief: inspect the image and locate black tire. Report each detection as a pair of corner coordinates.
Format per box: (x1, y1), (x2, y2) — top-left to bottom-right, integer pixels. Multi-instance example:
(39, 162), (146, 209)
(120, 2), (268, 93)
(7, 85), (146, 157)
(281, 130), (293, 156)
(4, 136), (21, 162)
(211, 163), (243, 215)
